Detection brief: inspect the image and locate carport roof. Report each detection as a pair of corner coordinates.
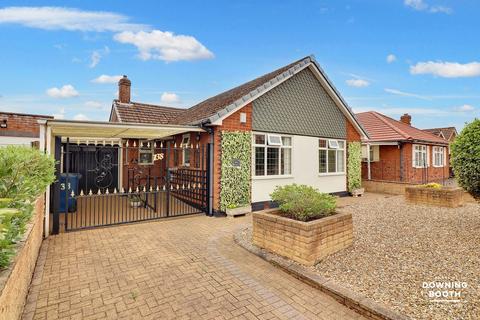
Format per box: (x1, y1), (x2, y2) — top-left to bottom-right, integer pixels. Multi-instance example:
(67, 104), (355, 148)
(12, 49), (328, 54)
(43, 119), (204, 139)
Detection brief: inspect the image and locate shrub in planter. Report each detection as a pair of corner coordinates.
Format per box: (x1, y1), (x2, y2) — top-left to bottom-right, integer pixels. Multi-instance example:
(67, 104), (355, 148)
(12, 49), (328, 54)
(270, 184), (336, 222)
(451, 119), (480, 198)
(254, 184), (352, 266)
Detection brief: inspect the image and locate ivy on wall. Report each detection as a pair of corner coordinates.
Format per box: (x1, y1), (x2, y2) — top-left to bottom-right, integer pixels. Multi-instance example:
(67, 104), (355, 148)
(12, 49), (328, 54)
(347, 142), (362, 192)
(220, 131), (251, 211)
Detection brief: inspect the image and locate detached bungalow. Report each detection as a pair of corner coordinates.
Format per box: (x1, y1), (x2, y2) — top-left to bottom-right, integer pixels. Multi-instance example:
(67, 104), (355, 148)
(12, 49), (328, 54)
(40, 55), (368, 234)
(356, 111), (449, 184)
(110, 56), (368, 209)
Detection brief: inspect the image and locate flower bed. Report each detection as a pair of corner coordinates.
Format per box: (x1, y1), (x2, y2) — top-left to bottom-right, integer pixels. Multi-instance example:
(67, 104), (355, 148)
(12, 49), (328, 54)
(252, 209), (353, 266)
(405, 184), (464, 208)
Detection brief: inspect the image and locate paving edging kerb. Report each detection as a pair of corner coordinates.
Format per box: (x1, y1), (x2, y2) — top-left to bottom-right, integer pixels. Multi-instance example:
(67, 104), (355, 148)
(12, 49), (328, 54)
(233, 228), (409, 320)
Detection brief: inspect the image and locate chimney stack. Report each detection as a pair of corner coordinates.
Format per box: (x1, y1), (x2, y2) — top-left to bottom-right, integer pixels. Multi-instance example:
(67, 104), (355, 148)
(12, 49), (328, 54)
(118, 75), (131, 103)
(400, 113), (412, 126)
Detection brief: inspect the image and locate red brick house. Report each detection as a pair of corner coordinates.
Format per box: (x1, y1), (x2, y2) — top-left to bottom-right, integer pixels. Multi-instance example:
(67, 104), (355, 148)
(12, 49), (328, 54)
(356, 111), (449, 184)
(0, 111), (52, 146)
(40, 55), (369, 234)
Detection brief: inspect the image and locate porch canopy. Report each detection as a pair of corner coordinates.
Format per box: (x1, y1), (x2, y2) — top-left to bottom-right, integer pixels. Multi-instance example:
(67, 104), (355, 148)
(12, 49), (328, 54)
(44, 119), (205, 139)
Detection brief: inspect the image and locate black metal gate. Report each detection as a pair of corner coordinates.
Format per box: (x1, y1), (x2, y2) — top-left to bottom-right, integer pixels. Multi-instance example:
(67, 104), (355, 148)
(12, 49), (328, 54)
(53, 138), (211, 233)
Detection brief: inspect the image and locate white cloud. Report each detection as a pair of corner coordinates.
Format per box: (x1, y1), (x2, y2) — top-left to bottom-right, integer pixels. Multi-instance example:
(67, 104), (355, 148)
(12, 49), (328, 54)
(160, 92), (180, 104)
(114, 30), (214, 62)
(85, 101), (103, 109)
(410, 61), (480, 78)
(404, 0), (452, 14)
(454, 104), (475, 112)
(346, 79), (370, 88)
(73, 113), (89, 121)
(46, 85), (79, 98)
(89, 51), (101, 68)
(53, 107), (65, 119)
(386, 54), (397, 63)
(0, 7), (147, 32)
(89, 46), (109, 68)
(384, 88), (431, 100)
(429, 6), (452, 14)
(91, 74), (123, 84)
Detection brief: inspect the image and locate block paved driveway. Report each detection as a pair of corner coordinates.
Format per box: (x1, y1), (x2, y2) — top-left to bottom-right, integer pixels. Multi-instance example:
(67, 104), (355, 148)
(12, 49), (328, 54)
(23, 215), (364, 320)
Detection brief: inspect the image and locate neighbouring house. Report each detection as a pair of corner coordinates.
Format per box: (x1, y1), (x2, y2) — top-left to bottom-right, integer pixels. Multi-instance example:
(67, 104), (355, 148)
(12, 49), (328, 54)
(423, 126), (458, 177)
(39, 55), (368, 235)
(0, 111), (53, 146)
(356, 111), (450, 184)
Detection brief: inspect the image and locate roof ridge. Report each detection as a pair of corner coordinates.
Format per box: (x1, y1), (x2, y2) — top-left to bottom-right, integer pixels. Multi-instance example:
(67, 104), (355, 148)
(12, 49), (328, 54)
(129, 101), (186, 111)
(370, 111), (411, 140)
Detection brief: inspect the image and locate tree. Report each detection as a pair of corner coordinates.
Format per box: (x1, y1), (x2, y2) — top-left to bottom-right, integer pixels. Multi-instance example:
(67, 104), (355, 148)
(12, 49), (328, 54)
(451, 119), (480, 198)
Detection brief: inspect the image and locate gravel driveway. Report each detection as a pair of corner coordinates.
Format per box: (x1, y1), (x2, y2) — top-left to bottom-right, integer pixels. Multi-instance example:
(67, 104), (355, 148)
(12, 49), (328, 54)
(316, 193), (480, 320)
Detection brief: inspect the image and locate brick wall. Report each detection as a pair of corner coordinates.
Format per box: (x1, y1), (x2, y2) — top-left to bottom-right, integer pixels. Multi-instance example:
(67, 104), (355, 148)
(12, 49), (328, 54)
(405, 186), (464, 208)
(0, 196), (45, 319)
(253, 209), (353, 266)
(212, 103), (252, 211)
(0, 112), (52, 138)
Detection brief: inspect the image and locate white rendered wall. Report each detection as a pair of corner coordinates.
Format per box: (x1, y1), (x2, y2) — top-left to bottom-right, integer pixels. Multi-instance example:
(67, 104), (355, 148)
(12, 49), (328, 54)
(251, 134), (346, 202)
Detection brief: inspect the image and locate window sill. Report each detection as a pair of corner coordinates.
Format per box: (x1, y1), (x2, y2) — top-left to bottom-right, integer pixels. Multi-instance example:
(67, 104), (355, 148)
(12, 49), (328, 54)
(252, 175), (294, 180)
(432, 165), (445, 168)
(318, 172), (346, 177)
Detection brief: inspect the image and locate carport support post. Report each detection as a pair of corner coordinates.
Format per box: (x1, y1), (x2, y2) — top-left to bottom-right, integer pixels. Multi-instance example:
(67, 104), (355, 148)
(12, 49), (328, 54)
(52, 136), (62, 235)
(207, 143), (213, 216)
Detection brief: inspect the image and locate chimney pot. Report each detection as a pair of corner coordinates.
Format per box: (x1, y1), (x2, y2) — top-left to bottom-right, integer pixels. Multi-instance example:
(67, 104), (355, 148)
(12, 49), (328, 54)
(118, 75), (131, 103)
(400, 113), (412, 126)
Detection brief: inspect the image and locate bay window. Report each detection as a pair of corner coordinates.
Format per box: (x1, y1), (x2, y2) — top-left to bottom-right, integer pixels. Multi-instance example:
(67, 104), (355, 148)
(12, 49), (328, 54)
(253, 133), (292, 177)
(319, 139), (345, 174)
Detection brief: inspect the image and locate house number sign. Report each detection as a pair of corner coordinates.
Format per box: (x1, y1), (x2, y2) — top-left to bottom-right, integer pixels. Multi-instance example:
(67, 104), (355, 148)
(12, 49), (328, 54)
(153, 153), (165, 161)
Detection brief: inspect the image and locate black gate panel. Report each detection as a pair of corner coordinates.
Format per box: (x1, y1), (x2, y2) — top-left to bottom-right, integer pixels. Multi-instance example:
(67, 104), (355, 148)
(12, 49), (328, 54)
(55, 140), (210, 232)
(62, 144), (119, 194)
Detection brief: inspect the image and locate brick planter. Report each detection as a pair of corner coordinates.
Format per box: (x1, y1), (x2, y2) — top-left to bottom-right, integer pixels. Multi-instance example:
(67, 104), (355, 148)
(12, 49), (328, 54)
(405, 186), (464, 208)
(252, 209), (353, 266)
(0, 196), (44, 319)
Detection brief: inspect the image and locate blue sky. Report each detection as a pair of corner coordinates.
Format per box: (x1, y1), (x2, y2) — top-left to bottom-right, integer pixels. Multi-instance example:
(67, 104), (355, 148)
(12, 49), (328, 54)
(0, 0), (479, 130)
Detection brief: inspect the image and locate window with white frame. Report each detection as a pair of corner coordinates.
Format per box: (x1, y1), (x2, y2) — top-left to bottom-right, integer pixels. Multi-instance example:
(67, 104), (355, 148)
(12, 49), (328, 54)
(181, 134), (191, 166)
(413, 145), (428, 168)
(253, 133), (292, 176)
(139, 140), (154, 165)
(319, 139), (345, 174)
(433, 146), (445, 167)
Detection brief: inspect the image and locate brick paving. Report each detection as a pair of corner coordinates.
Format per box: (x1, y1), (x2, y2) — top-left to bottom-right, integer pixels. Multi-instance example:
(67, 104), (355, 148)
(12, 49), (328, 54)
(23, 215), (364, 320)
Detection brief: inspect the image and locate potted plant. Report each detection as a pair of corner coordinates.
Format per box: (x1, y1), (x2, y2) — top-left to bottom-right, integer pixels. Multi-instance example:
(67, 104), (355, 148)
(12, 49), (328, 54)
(225, 202), (251, 218)
(129, 194), (143, 208)
(252, 184), (353, 266)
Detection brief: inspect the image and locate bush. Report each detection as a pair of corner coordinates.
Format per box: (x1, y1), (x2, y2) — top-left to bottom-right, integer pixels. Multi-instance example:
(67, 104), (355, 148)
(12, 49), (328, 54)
(451, 119), (480, 198)
(0, 146), (56, 269)
(270, 184), (336, 222)
(0, 146), (56, 203)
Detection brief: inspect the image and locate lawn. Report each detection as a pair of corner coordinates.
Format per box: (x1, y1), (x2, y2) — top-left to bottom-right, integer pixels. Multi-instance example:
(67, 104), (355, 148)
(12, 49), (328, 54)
(316, 193), (479, 320)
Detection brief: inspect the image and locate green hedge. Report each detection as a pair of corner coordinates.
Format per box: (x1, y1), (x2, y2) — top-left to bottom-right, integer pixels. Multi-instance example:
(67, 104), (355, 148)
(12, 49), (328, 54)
(451, 119), (480, 198)
(220, 131), (251, 211)
(0, 146), (55, 269)
(347, 142), (362, 192)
